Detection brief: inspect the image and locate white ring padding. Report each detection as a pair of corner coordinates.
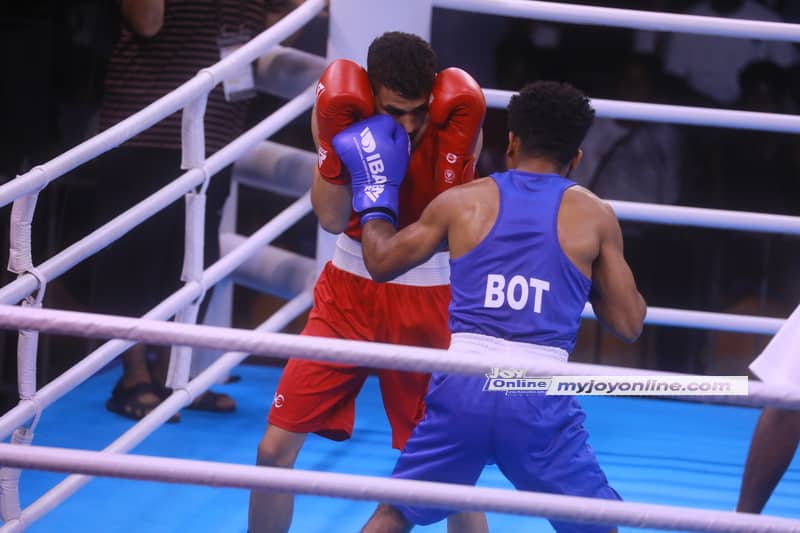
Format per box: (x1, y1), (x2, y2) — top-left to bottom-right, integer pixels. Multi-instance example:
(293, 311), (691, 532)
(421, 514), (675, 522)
(0, 443), (797, 533)
(434, 0), (800, 41)
(483, 89), (800, 134)
(0, 304), (798, 410)
(0, 0), (326, 210)
(232, 141), (315, 198)
(7, 193), (39, 275)
(180, 93), (209, 170)
(255, 45), (327, 100)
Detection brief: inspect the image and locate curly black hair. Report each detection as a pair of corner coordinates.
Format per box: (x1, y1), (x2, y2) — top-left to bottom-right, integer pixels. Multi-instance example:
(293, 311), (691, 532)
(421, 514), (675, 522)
(507, 81), (595, 166)
(367, 32), (437, 99)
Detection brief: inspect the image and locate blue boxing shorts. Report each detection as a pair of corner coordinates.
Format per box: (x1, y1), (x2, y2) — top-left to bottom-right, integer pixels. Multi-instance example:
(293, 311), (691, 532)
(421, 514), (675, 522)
(391, 371), (620, 533)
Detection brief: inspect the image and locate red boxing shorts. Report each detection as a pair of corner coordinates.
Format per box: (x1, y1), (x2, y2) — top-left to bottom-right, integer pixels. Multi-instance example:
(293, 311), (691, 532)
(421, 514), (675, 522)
(268, 236), (452, 450)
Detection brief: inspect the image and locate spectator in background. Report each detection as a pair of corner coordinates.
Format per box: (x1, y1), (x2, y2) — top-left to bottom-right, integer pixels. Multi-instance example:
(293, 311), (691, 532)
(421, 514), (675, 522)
(705, 59), (797, 379)
(710, 60), (793, 216)
(431, 9), (509, 90)
(93, 0), (301, 422)
(571, 52), (695, 371)
(662, 0), (796, 106)
(573, 53), (683, 206)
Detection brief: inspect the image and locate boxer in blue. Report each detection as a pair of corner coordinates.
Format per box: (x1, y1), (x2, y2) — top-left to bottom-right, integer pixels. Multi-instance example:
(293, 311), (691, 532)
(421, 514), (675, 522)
(334, 81), (647, 532)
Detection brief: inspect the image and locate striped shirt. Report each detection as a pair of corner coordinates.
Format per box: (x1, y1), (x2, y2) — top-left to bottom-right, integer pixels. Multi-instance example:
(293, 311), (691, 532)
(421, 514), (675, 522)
(100, 0), (268, 153)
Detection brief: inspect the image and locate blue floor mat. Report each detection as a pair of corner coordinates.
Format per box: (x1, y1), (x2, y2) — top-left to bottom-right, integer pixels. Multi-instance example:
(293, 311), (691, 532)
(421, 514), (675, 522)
(7, 364), (800, 532)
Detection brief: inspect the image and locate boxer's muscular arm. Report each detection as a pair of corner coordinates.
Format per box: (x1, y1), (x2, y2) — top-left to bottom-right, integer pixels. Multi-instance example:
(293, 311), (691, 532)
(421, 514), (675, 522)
(362, 177), (493, 281)
(559, 188), (645, 343)
(588, 199), (646, 343)
(361, 192), (451, 282)
(311, 103), (352, 234)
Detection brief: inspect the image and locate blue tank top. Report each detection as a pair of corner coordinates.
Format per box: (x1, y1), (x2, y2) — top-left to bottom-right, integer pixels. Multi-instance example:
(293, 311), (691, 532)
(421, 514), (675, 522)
(448, 170), (592, 352)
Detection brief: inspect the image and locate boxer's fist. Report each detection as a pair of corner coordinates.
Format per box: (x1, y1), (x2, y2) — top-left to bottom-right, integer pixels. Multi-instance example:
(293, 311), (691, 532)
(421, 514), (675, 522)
(315, 59), (375, 183)
(429, 68), (486, 189)
(333, 114), (410, 227)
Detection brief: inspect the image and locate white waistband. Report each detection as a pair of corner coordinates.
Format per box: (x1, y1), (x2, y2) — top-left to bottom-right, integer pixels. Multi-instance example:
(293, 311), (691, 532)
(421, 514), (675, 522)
(450, 332), (569, 362)
(331, 234), (450, 286)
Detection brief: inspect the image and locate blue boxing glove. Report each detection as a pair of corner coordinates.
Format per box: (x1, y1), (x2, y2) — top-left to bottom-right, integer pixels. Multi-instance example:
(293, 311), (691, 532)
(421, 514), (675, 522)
(332, 114), (410, 226)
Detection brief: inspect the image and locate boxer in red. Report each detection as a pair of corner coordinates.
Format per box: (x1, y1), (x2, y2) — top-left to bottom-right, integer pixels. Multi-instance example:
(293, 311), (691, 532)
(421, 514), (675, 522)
(248, 32), (486, 533)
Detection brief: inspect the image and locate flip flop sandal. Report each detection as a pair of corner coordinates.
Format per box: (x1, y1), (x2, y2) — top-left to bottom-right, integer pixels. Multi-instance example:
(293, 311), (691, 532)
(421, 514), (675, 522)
(106, 381), (180, 423)
(186, 390), (236, 413)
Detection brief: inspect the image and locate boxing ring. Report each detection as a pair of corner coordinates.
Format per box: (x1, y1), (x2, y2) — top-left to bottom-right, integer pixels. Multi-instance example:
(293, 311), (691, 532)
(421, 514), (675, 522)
(1, 0), (799, 530)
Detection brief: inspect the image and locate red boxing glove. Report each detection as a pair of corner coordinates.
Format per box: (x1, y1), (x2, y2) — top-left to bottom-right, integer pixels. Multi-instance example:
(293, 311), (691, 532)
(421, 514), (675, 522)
(429, 68), (486, 191)
(315, 59), (375, 184)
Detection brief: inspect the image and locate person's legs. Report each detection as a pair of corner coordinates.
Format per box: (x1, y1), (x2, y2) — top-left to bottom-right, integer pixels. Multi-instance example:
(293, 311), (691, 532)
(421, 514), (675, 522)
(105, 344), (172, 419)
(249, 424), (308, 533)
(497, 395), (619, 533)
(445, 511), (488, 533)
(737, 407), (800, 513)
(120, 344), (154, 389)
(378, 368), (488, 532)
(362, 503), (488, 533)
(250, 263), (378, 532)
(90, 148), (186, 419)
(377, 284), (487, 531)
(364, 374), (489, 531)
(248, 357), (366, 533)
(361, 503), (413, 533)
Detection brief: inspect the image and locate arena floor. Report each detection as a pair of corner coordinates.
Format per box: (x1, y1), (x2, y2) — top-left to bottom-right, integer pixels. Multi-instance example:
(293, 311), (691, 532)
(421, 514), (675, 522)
(16, 363), (800, 532)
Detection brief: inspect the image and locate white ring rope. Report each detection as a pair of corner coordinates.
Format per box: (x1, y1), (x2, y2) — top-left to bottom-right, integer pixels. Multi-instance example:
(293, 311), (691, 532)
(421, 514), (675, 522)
(584, 304), (784, 335)
(0, 192), (312, 440)
(434, 0), (800, 41)
(606, 200), (800, 236)
(0, 443), (797, 533)
(2, 0), (800, 530)
(0, 292), (313, 533)
(483, 89), (800, 134)
(0, 304), (797, 411)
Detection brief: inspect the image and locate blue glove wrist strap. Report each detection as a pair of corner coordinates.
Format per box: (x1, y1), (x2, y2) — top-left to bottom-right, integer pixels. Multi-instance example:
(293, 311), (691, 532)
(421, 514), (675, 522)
(359, 208), (397, 227)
